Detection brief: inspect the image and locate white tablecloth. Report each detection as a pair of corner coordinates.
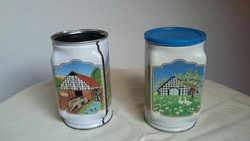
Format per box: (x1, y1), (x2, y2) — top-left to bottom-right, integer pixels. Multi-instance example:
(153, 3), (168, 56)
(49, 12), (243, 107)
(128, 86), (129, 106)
(0, 69), (250, 141)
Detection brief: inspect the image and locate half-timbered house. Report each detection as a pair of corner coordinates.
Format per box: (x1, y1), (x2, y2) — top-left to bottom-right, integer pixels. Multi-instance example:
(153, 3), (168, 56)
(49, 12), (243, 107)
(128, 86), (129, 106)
(157, 76), (192, 96)
(59, 71), (102, 111)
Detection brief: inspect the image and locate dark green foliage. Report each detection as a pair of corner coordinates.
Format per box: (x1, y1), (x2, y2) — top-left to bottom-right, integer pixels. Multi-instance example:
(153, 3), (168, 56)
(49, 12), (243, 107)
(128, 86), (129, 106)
(91, 68), (103, 86)
(55, 77), (63, 87)
(176, 69), (203, 98)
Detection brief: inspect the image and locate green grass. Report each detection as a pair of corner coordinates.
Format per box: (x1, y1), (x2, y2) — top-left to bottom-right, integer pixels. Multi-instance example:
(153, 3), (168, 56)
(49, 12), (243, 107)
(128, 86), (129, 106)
(106, 80), (112, 105)
(153, 93), (201, 117)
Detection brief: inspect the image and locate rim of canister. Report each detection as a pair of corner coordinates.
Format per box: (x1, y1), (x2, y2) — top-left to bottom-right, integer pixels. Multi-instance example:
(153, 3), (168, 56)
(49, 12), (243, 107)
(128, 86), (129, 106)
(51, 29), (108, 45)
(144, 27), (206, 46)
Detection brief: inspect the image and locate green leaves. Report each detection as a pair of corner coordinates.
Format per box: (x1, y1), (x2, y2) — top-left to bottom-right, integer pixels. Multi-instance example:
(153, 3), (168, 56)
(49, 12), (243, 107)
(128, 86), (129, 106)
(55, 77), (63, 87)
(155, 78), (168, 90)
(176, 69), (203, 95)
(91, 68), (103, 86)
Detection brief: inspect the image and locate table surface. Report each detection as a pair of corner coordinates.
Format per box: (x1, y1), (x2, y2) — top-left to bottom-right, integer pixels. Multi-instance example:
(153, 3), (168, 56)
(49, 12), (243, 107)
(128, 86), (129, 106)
(0, 69), (250, 141)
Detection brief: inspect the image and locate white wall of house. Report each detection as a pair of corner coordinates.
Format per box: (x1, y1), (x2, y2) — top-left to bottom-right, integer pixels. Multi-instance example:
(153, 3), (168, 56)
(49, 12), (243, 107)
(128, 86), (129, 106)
(1, 0), (250, 102)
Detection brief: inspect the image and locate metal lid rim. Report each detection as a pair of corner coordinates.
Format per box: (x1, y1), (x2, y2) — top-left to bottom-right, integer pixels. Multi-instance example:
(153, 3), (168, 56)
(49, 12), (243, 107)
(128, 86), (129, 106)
(51, 29), (108, 45)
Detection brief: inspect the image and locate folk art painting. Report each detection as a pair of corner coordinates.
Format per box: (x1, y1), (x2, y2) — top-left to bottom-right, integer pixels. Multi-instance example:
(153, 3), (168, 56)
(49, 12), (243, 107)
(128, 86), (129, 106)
(152, 60), (205, 117)
(53, 60), (111, 115)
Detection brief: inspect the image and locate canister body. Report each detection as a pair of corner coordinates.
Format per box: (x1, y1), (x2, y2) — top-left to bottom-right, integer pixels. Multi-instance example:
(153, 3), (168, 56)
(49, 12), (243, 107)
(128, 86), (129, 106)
(51, 29), (112, 129)
(144, 27), (207, 132)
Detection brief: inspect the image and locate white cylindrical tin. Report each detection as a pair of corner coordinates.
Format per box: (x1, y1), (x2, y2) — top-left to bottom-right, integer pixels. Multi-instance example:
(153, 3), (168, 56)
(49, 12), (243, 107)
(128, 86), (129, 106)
(144, 27), (207, 132)
(51, 29), (112, 129)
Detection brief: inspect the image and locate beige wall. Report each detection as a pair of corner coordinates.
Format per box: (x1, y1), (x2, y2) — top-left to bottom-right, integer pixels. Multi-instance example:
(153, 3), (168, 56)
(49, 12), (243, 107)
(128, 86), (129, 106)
(1, 0), (250, 102)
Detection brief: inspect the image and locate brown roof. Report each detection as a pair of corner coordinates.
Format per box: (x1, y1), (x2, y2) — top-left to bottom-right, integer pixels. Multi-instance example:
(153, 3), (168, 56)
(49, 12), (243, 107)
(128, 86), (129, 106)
(69, 71), (99, 87)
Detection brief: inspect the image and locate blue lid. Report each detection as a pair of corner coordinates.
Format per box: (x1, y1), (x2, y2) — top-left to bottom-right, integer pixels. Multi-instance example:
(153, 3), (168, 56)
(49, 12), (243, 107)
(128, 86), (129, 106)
(144, 27), (206, 46)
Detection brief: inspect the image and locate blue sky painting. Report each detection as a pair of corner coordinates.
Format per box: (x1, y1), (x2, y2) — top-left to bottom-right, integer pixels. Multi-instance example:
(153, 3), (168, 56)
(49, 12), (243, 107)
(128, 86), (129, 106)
(153, 60), (205, 92)
(53, 60), (101, 77)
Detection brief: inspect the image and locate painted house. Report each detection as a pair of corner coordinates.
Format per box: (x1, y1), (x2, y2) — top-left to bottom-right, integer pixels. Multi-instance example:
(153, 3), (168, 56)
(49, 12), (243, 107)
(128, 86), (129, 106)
(60, 71), (102, 101)
(157, 76), (192, 96)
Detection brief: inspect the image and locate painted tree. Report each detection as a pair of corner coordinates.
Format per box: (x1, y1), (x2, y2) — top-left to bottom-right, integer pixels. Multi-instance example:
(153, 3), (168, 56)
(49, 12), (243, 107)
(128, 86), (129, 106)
(91, 68), (103, 86)
(55, 77), (63, 93)
(155, 78), (168, 90)
(176, 69), (202, 98)
(55, 77), (63, 87)
(105, 65), (112, 105)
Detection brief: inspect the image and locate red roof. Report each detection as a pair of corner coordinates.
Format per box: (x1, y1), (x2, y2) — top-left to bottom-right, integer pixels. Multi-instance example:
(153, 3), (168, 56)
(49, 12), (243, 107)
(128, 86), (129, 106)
(70, 71), (99, 87)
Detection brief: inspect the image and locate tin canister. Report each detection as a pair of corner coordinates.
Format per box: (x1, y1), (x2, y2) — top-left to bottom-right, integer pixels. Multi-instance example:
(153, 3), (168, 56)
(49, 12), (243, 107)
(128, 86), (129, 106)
(144, 27), (207, 132)
(51, 29), (112, 129)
